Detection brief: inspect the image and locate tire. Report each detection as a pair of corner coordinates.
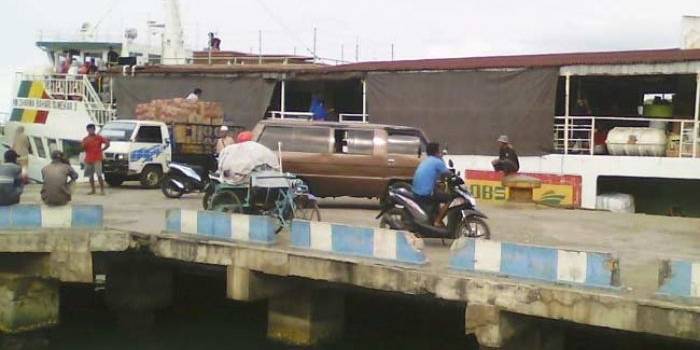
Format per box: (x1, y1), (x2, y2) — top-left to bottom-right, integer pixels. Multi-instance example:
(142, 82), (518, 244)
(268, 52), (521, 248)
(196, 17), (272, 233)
(140, 166), (163, 189)
(456, 216), (491, 240)
(105, 174), (125, 187)
(293, 195), (321, 221)
(161, 175), (184, 199)
(210, 190), (244, 213)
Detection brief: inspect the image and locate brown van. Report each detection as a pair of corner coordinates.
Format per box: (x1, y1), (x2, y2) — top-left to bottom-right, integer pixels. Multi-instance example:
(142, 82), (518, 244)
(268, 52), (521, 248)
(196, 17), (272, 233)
(251, 119), (428, 199)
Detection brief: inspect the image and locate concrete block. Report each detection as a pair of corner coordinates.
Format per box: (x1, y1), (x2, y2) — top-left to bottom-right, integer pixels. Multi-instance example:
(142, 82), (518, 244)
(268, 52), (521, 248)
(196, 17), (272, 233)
(657, 259), (700, 299)
(165, 209), (277, 245)
(290, 220), (427, 265)
(267, 288), (344, 346)
(0, 205), (103, 230)
(0, 274), (59, 334)
(450, 238), (620, 289)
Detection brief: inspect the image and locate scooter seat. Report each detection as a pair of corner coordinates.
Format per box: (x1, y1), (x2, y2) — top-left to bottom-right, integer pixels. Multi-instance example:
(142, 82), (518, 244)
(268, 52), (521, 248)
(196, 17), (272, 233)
(394, 187), (417, 200)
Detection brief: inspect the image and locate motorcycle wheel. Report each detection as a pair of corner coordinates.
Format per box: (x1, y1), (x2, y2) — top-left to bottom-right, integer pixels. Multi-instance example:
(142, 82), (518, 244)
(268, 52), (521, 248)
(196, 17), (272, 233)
(380, 208), (408, 230)
(161, 176), (185, 199)
(456, 216), (491, 240)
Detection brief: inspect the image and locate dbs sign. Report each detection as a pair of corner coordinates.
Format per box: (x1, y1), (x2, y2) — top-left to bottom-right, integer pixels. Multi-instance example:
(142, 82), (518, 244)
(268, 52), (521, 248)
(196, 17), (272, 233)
(465, 170), (582, 207)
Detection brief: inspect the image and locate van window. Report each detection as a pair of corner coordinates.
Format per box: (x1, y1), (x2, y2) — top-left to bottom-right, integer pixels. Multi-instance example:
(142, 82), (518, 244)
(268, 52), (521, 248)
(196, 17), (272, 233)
(135, 125), (163, 143)
(387, 133), (423, 155)
(334, 129), (374, 155)
(259, 126), (331, 153)
(33, 137), (47, 158)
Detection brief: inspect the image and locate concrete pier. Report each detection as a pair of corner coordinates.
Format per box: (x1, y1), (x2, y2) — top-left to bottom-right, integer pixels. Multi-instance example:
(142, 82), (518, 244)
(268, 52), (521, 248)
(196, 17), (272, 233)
(1, 187), (700, 348)
(267, 288), (345, 345)
(0, 274), (58, 334)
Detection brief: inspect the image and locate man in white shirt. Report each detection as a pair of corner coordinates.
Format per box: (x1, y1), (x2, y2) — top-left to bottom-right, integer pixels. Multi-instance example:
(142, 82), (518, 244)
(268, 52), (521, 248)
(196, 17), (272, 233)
(215, 126), (235, 154)
(185, 88), (202, 102)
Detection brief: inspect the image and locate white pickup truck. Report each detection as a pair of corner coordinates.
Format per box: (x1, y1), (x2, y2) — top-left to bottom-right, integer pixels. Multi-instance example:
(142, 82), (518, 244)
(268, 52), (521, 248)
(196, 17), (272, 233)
(100, 120), (172, 188)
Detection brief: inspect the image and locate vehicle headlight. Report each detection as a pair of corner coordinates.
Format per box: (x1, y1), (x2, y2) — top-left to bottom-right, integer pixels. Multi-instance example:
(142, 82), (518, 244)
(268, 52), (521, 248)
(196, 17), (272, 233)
(449, 197), (466, 208)
(115, 153), (127, 160)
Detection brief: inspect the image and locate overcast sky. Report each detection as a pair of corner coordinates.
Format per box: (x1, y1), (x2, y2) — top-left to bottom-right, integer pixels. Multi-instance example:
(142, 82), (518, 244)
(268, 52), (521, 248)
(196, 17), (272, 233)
(0, 0), (699, 112)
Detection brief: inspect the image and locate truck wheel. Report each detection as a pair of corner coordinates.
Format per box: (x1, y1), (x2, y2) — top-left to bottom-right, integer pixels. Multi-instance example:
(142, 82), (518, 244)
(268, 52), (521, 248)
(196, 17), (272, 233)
(140, 166), (163, 189)
(105, 174), (125, 187)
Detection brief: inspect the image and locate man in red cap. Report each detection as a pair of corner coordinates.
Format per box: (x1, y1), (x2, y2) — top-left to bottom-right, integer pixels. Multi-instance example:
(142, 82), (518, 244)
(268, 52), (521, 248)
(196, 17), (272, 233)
(236, 131), (253, 143)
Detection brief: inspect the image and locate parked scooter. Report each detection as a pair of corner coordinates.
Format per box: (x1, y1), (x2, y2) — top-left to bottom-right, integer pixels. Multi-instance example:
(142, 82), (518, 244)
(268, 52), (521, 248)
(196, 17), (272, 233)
(377, 159), (490, 240)
(161, 163), (212, 204)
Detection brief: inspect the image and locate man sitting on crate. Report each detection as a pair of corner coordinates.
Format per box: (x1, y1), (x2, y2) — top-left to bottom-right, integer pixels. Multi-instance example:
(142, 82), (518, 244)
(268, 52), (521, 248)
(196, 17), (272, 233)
(217, 131), (280, 184)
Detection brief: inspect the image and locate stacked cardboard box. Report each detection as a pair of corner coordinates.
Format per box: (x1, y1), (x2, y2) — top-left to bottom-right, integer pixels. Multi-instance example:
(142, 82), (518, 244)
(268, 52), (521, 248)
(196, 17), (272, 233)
(135, 98), (224, 125)
(135, 98), (224, 155)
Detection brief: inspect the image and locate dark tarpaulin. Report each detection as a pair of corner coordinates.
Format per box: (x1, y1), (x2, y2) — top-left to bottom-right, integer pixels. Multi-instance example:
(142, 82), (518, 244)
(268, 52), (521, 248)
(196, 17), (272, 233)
(366, 69), (559, 156)
(113, 76), (277, 128)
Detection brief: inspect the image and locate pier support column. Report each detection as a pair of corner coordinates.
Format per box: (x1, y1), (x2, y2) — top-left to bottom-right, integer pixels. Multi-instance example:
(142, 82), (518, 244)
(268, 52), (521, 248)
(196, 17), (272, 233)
(267, 288), (344, 346)
(104, 260), (173, 333)
(226, 266), (298, 302)
(0, 274), (58, 334)
(466, 304), (564, 350)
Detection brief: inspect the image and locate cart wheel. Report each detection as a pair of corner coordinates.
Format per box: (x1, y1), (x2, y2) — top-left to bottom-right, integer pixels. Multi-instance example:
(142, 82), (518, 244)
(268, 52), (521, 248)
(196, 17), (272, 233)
(210, 190), (244, 213)
(293, 195), (322, 221)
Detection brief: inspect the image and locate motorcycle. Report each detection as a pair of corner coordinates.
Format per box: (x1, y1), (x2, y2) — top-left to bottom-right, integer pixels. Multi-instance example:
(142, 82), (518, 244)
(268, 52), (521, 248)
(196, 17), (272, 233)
(377, 159), (490, 240)
(161, 163), (213, 207)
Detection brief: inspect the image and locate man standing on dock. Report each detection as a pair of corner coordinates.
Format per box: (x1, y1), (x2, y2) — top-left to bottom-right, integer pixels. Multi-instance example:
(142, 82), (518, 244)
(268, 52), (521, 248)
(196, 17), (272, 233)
(12, 127), (30, 178)
(82, 124), (110, 195)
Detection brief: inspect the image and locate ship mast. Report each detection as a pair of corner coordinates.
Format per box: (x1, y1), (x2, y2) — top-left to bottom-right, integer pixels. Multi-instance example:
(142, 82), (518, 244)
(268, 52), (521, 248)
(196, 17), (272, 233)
(162, 0), (187, 65)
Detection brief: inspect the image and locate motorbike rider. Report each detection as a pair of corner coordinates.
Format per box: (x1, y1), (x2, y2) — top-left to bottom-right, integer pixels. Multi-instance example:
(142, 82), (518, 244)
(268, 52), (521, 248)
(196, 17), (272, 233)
(412, 142), (452, 227)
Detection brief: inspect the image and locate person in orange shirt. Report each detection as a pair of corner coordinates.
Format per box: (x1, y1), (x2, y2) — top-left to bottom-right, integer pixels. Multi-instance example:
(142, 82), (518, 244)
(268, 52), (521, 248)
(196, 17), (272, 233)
(82, 124), (110, 195)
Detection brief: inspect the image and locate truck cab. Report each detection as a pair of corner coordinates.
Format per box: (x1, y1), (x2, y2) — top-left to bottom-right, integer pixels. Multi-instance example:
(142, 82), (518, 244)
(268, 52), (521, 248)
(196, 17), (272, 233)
(100, 120), (171, 188)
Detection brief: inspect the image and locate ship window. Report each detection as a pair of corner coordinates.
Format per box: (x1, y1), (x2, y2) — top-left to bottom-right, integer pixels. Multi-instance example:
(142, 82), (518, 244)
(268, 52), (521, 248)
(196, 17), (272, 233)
(334, 129), (374, 155)
(135, 126), (163, 143)
(259, 126), (331, 153)
(61, 140), (82, 166)
(33, 137), (46, 159)
(48, 139), (59, 153)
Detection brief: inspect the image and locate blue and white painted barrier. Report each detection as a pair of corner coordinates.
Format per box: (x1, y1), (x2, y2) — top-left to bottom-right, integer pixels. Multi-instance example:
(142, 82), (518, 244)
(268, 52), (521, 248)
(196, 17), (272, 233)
(658, 259), (700, 299)
(0, 205), (103, 230)
(449, 238), (620, 288)
(165, 209), (277, 245)
(290, 220), (427, 265)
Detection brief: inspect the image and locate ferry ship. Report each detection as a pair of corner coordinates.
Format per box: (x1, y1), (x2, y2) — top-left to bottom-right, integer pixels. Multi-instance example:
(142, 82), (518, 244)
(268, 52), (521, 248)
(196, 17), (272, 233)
(0, 0), (189, 181)
(3, 1), (699, 217)
(104, 16), (700, 216)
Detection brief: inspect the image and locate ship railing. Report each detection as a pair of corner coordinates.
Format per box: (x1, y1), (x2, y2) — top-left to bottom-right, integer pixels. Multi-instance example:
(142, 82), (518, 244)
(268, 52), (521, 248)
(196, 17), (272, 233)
(553, 116), (699, 158)
(16, 72), (116, 126)
(338, 113), (369, 123)
(269, 111), (369, 123)
(268, 111), (314, 120)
